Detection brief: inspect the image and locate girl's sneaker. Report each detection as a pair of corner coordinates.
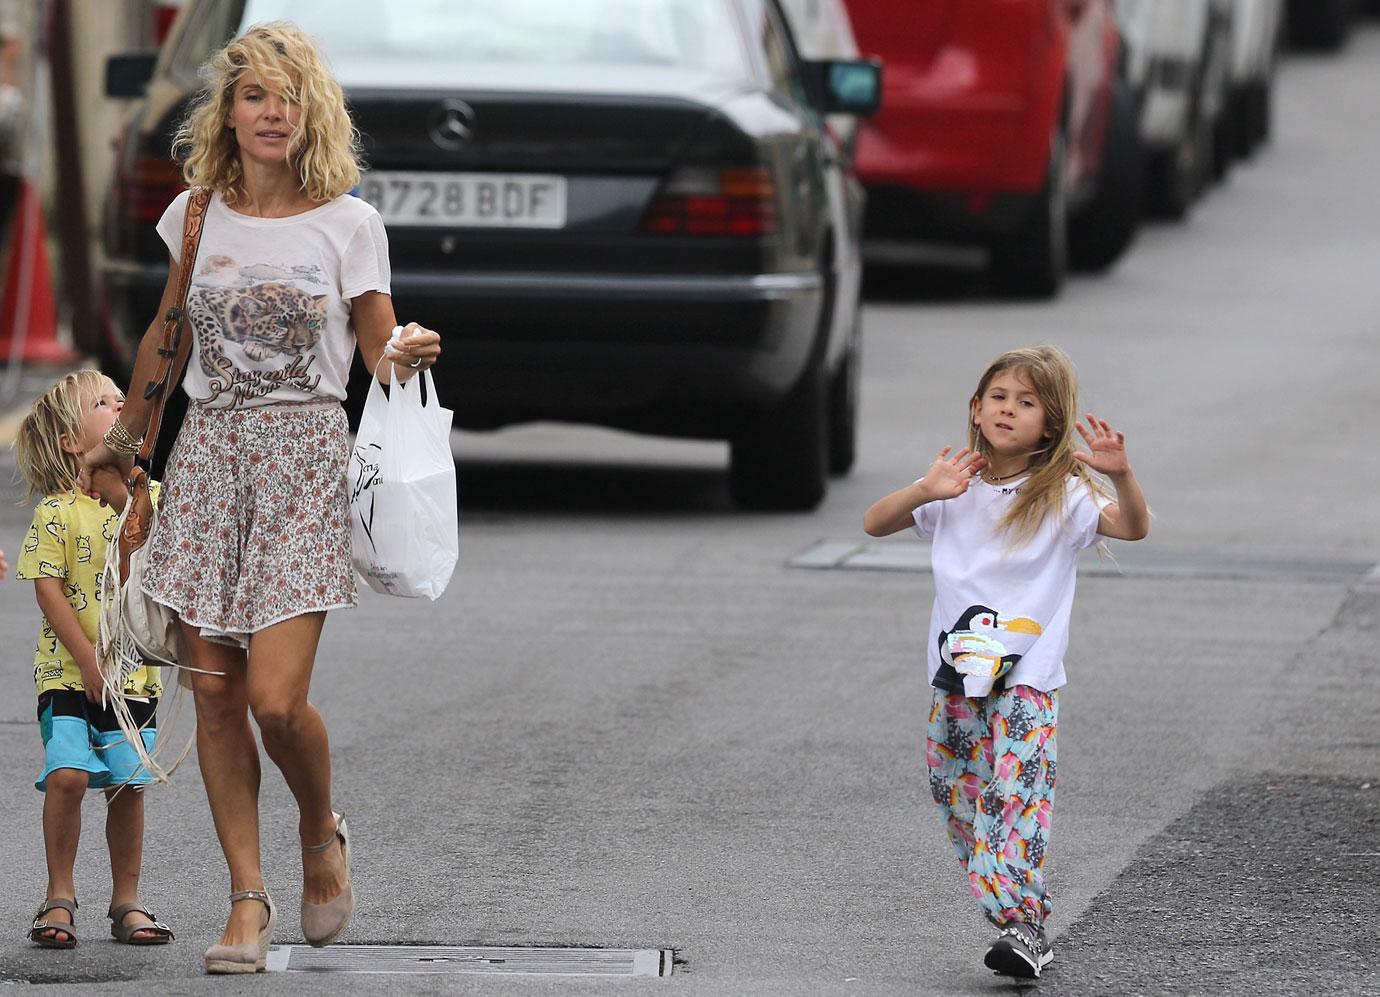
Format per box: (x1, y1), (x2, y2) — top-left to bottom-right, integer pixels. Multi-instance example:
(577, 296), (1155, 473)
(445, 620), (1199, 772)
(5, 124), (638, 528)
(984, 922), (1051, 978)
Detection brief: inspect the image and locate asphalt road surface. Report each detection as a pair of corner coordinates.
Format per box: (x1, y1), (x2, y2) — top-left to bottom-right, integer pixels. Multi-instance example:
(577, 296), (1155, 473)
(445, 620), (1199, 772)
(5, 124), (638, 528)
(1, 26), (1378, 997)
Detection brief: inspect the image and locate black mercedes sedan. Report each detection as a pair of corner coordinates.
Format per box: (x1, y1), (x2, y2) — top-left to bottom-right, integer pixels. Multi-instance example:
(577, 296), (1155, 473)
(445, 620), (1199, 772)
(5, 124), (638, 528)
(102, 0), (880, 509)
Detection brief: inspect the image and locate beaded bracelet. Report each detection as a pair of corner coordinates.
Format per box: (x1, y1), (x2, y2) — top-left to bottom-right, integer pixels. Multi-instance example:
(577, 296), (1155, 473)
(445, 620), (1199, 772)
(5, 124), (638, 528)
(102, 419), (143, 457)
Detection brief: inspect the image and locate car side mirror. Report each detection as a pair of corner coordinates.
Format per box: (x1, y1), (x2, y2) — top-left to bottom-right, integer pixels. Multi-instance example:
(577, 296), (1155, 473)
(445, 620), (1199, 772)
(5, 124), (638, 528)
(802, 58), (882, 116)
(106, 53), (158, 98)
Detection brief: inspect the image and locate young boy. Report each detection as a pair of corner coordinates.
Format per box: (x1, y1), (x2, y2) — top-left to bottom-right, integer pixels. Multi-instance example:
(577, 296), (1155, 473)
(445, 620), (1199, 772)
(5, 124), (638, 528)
(14, 370), (173, 947)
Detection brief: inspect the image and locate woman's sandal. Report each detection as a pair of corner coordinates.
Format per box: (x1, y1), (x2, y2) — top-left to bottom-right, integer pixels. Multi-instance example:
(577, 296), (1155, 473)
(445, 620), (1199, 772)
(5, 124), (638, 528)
(27, 897), (77, 949)
(203, 890), (275, 974)
(301, 812), (354, 948)
(108, 902), (174, 945)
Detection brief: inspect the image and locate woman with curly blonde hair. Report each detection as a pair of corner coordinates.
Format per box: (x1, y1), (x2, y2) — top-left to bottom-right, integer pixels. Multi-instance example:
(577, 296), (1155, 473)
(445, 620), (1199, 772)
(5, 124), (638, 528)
(174, 20), (362, 206)
(83, 21), (441, 973)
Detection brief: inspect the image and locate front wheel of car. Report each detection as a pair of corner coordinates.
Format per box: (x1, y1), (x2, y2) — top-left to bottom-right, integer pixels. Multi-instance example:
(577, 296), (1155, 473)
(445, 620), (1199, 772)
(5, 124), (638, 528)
(1287, 0), (1354, 51)
(1069, 81), (1143, 272)
(729, 356), (829, 511)
(1242, 79), (1273, 154)
(1148, 85), (1211, 220)
(827, 315), (860, 477)
(988, 130), (1067, 300)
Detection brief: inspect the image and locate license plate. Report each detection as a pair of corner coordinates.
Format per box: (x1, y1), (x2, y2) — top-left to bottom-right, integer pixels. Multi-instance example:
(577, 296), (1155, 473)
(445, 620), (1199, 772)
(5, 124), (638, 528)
(358, 171), (567, 229)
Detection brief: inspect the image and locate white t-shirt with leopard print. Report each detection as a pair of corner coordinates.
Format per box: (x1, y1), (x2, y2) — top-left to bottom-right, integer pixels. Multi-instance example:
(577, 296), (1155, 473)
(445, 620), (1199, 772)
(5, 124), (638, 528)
(156, 190), (391, 410)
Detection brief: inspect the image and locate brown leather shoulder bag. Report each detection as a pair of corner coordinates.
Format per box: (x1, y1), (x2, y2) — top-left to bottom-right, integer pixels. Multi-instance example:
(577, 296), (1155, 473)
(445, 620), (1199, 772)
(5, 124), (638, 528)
(100, 187), (211, 675)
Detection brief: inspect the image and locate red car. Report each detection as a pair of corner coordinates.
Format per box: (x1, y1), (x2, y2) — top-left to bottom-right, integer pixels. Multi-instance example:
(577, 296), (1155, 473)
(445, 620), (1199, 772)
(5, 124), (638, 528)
(843, 0), (1142, 297)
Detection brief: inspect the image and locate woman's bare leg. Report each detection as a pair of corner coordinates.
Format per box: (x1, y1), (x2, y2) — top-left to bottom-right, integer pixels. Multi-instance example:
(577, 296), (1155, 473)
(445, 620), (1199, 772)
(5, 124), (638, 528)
(245, 612), (347, 906)
(185, 624), (267, 947)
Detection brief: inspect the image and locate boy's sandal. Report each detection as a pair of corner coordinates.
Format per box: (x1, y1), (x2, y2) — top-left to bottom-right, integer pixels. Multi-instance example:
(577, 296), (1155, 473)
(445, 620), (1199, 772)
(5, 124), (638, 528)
(108, 902), (174, 945)
(27, 897), (78, 948)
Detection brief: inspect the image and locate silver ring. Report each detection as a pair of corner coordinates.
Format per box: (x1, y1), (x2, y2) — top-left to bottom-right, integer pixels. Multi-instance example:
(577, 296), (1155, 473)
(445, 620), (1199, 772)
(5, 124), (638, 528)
(409, 357), (423, 368)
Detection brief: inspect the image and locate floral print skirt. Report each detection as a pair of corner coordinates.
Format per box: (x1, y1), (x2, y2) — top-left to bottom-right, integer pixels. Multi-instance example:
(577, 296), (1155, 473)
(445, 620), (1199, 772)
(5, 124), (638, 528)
(142, 401), (356, 648)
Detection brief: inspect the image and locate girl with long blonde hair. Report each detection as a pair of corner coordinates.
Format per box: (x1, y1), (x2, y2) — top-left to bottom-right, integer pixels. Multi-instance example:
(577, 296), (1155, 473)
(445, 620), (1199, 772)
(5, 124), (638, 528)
(81, 22), (442, 973)
(863, 345), (1149, 979)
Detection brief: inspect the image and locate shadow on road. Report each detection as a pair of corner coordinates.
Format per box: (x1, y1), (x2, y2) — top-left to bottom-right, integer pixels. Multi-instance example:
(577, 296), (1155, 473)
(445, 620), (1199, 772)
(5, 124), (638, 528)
(455, 459), (733, 514)
(862, 261), (999, 304)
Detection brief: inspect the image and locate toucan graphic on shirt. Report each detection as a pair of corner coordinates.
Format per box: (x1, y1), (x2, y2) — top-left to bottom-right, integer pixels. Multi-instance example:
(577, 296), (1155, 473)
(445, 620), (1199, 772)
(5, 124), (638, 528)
(934, 604), (1044, 694)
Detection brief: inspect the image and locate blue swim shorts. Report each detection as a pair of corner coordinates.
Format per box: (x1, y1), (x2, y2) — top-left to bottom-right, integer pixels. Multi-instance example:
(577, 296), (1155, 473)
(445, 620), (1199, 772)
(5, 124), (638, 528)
(35, 690), (158, 792)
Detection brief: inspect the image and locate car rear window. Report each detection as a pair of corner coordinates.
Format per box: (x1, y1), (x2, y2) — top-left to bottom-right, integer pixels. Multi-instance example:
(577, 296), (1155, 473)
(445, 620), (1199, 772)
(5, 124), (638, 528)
(241, 0), (750, 80)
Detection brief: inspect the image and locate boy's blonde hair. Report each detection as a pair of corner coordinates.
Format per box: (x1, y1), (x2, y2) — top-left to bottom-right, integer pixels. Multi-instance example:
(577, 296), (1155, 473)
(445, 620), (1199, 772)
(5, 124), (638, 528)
(174, 21), (362, 205)
(14, 370), (113, 502)
(967, 345), (1112, 547)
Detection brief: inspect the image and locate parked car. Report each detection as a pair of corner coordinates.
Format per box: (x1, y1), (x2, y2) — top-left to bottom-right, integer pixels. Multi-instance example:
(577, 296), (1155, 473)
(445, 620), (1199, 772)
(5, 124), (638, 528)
(842, 0), (1142, 299)
(101, 0), (881, 511)
(1116, 0), (1233, 218)
(1224, 0), (1283, 157)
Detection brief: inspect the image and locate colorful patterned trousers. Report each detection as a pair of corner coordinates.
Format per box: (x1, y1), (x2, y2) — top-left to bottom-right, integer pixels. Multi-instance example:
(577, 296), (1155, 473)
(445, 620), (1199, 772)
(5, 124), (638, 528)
(926, 685), (1058, 928)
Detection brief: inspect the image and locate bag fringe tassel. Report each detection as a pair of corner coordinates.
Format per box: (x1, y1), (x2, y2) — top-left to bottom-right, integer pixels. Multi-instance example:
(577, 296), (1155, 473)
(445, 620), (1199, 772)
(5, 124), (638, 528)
(95, 494), (216, 786)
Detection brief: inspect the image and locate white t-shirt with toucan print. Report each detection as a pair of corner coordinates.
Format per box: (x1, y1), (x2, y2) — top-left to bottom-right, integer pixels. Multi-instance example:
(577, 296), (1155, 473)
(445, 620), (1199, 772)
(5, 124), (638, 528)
(912, 475), (1109, 697)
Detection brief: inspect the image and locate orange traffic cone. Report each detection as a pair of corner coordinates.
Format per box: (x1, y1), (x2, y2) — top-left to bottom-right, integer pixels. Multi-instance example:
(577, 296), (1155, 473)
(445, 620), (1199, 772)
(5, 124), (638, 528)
(0, 178), (74, 364)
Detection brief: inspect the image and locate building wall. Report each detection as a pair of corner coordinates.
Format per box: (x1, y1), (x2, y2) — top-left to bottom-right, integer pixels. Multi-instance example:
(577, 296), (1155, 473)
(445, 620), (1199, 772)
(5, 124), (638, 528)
(67, 0), (162, 266)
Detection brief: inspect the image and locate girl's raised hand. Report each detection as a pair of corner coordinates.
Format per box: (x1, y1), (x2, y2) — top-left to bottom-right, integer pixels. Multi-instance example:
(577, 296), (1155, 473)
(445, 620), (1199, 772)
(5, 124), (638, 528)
(1073, 412), (1131, 476)
(920, 446), (986, 500)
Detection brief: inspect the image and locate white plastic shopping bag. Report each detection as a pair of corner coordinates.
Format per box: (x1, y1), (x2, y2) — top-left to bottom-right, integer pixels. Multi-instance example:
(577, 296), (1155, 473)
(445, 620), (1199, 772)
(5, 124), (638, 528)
(349, 360), (458, 599)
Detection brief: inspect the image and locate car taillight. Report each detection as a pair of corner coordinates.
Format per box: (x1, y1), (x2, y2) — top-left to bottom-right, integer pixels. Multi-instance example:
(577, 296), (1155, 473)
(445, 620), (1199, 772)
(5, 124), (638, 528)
(118, 155), (186, 224)
(640, 167), (778, 237)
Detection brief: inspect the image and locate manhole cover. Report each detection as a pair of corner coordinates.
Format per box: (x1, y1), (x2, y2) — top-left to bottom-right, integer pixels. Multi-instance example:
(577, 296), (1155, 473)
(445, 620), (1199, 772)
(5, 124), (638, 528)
(265, 944), (673, 977)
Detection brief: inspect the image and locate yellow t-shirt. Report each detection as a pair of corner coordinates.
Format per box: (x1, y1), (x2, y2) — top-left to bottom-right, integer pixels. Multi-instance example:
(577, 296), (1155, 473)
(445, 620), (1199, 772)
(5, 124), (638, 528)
(17, 489), (163, 698)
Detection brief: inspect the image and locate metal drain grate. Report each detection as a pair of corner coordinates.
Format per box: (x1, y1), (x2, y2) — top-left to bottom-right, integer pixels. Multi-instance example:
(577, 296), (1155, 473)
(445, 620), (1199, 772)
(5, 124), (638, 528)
(789, 539), (1380, 586)
(265, 944), (673, 977)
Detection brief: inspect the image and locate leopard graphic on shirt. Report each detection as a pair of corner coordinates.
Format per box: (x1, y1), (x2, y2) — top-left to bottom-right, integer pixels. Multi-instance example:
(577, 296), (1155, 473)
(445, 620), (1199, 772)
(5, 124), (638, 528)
(186, 258), (329, 407)
(157, 190), (393, 410)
